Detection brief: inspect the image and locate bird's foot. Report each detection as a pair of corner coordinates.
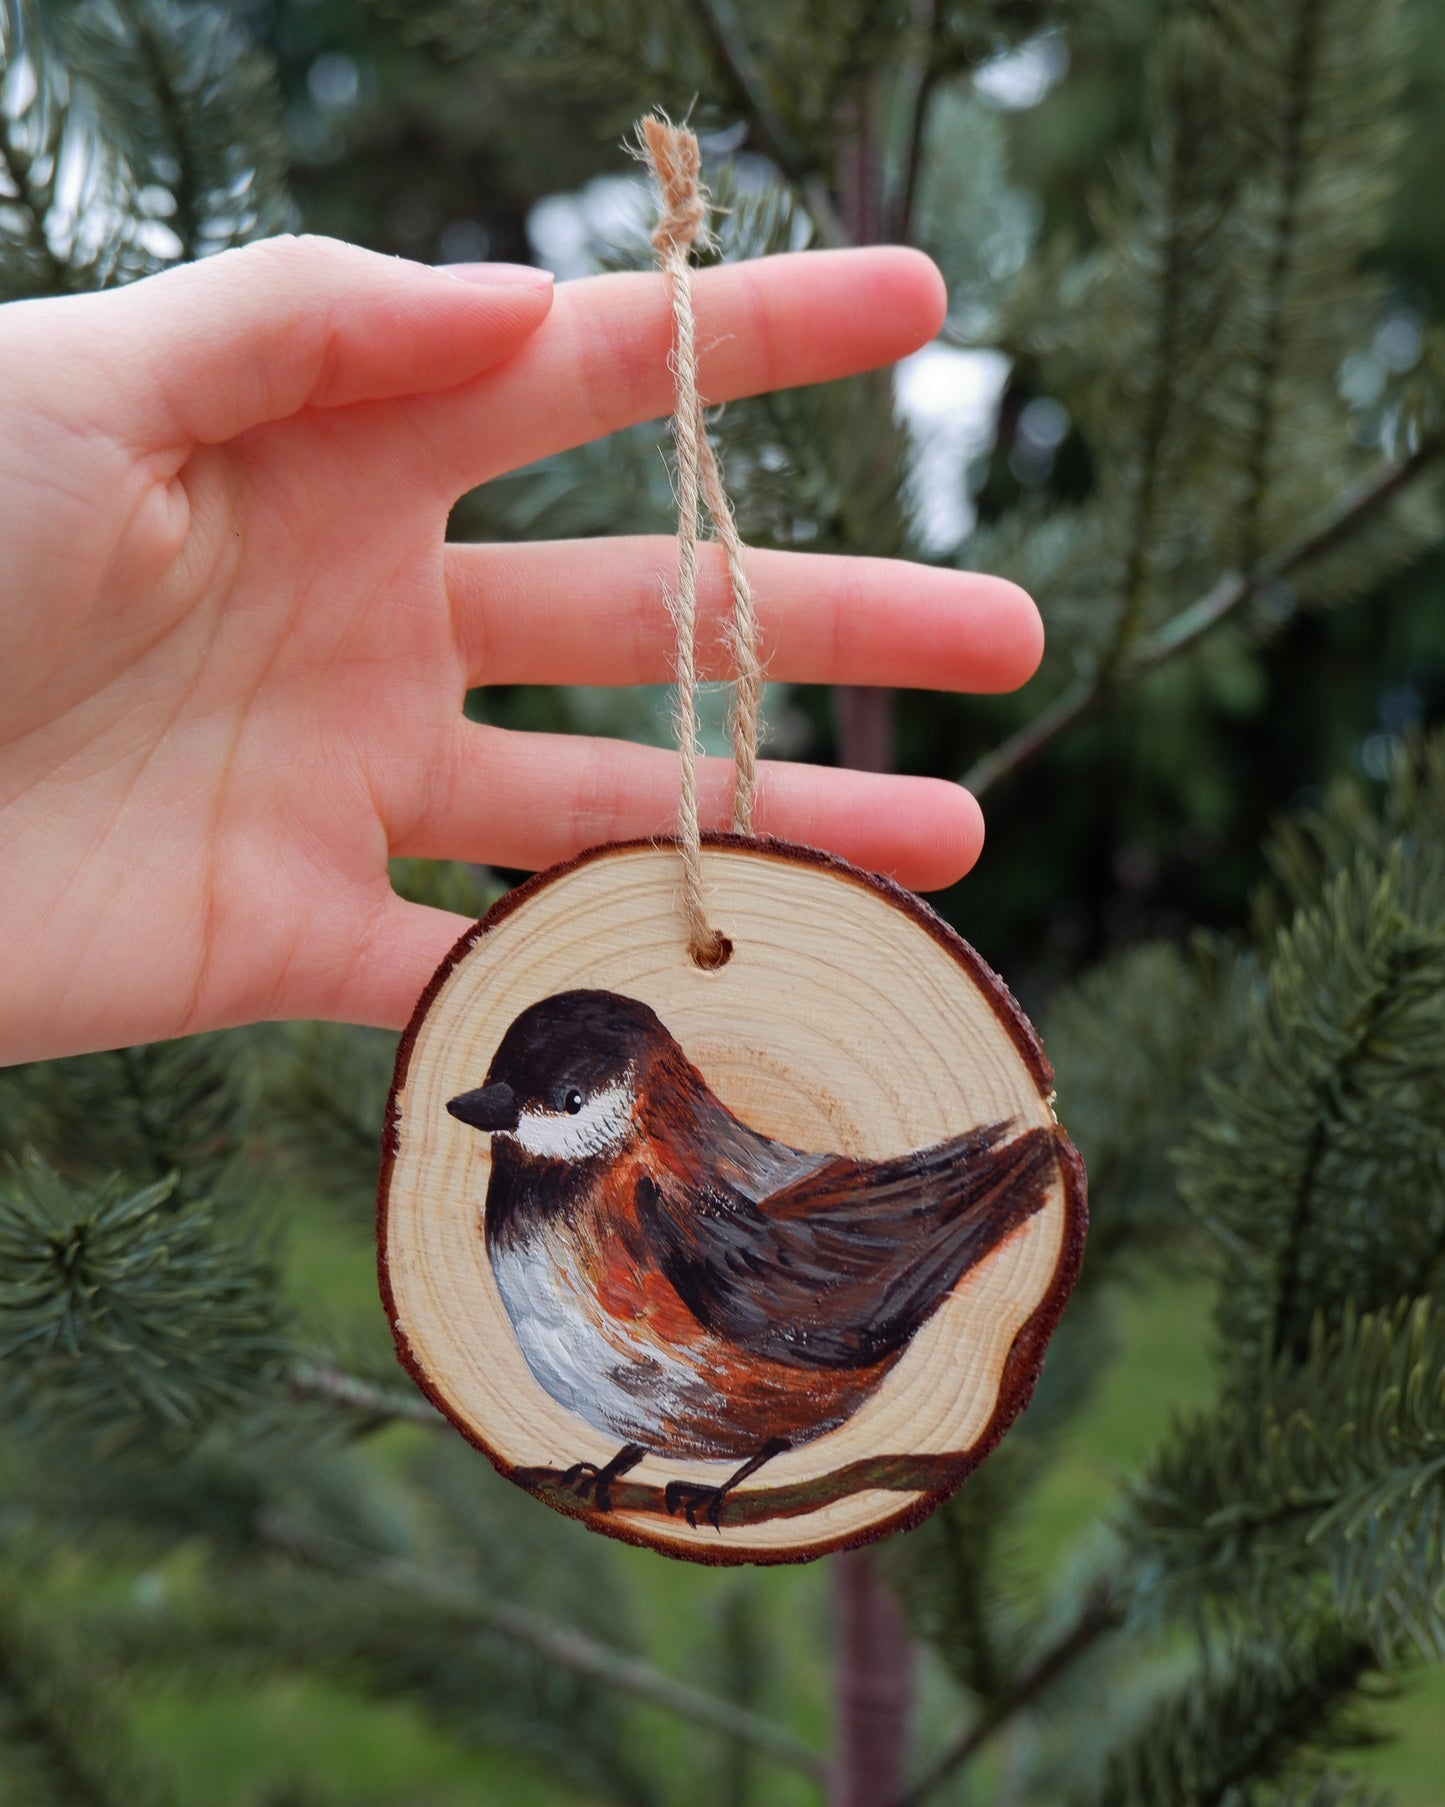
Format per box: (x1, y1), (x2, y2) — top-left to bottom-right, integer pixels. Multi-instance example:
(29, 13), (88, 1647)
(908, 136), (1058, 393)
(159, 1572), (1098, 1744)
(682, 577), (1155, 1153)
(662, 1438), (790, 1532)
(558, 1460), (604, 1503)
(663, 1479), (729, 1530)
(557, 1443), (643, 1514)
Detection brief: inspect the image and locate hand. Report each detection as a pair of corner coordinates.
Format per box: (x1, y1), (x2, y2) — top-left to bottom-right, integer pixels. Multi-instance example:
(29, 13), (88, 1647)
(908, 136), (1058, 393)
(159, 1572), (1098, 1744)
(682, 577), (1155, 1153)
(0, 235), (1041, 1065)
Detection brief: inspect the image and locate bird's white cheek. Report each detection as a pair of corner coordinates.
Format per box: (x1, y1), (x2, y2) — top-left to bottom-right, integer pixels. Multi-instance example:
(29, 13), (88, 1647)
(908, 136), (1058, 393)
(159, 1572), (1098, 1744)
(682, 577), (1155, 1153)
(509, 1078), (634, 1161)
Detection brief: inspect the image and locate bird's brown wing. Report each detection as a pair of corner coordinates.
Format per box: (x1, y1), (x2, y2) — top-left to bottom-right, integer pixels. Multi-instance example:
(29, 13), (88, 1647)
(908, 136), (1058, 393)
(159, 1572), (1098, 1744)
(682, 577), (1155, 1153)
(634, 1120), (1059, 1371)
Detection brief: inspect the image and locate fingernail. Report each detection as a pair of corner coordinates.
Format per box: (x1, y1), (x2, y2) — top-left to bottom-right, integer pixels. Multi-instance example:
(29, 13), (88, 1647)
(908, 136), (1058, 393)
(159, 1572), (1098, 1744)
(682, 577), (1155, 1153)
(441, 262), (554, 290)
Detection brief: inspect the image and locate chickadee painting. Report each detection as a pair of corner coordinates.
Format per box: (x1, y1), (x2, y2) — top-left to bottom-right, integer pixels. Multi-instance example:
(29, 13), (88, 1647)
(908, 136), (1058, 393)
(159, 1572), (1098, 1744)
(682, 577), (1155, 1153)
(447, 989), (1058, 1528)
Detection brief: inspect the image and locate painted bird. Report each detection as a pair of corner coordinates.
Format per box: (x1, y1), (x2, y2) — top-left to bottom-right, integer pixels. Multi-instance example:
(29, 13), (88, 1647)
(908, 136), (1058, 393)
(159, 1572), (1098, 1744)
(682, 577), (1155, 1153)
(447, 988), (1058, 1528)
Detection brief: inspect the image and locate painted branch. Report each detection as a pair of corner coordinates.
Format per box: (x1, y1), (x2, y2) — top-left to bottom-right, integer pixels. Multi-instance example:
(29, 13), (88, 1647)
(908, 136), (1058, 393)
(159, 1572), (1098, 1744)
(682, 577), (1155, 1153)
(513, 1450), (969, 1530)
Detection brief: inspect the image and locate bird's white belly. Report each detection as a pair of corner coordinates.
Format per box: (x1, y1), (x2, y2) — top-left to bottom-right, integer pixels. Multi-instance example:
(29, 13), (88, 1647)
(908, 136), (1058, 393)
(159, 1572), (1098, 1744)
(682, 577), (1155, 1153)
(490, 1233), (714, 1449)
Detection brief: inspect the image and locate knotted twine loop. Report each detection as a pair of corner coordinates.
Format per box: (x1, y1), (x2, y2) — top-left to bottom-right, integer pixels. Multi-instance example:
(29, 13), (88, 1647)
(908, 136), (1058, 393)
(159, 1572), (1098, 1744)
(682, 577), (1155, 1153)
(638, 113), (764, 971)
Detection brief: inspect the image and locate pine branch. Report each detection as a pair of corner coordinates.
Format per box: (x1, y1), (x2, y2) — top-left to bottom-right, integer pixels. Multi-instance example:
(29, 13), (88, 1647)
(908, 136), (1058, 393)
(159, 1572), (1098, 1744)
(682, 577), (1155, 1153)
(1255, 736), (1445, 947)
(1265, 934), (1408, 1357)
(88, 1529), (660, 1806)
(54, 0), (289, 264)
(1128, 1300), (1445, 1660)
(1042, 940), (1228, 1272)
(1132, 437), (1442, 675)
(0, 1155), (287, 1438)
(0, 0), (79, 296)
(1105, 34), (1198, 678)
(1182, 820), (1445, 1370)
(114, 0), (201, 258)
(970, 0), (1419, 793)
(900, 1580), (1121, 1807)
(1277, 1777), (1392, 1807)
(288, 1361), (444, 1429)
(261, 1022), (395, 1206)
(689, 0), (804, 189)
(0, 124), (67, 293)
(4, 1032), (257, 1203)
(890, 1460), (1018, 1702)
(1237, 0), (1326, 568)
(964, 434), (1443, 797)
(893, 0), (943, 243)
(686, 0), (867, 246)
(0, 1577), (172, 1807)
(257, 1516), (830, 1784)
(1058, 1626), (1383, 1807)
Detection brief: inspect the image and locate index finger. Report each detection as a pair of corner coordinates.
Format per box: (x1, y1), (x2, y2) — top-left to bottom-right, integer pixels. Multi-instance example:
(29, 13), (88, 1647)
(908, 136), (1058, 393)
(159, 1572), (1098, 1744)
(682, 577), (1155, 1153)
(414, 248), (946, 494)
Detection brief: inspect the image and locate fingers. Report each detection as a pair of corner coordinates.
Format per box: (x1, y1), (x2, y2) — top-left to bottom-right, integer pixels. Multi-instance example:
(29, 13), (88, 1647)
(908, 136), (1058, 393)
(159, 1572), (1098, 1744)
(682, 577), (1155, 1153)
(71, 236), (555, 447)
(447, 537), (1044, 693)
(417, 248), (947, 492)
(393, 725), (984, 892)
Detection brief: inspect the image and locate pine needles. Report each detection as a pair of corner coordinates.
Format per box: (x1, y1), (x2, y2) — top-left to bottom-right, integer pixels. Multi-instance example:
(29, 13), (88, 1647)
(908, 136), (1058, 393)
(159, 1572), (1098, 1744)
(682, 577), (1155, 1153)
(0, 1580), (172, 1807)
(0, 1156), (286, 1440)
(1062, 1628), (1384, 1807)
(0, 0), (289, 300)
(1132, 1301), (1445, 1660)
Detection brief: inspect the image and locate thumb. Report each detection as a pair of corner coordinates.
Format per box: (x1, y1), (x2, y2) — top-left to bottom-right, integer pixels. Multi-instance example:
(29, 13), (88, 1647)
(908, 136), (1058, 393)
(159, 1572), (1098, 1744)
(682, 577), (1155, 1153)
(70, 235), (555, 447)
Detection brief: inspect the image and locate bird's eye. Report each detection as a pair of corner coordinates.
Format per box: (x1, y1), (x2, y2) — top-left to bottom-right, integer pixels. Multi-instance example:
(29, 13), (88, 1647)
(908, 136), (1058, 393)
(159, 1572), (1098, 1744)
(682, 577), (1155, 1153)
(562, 1088), (584, 1115)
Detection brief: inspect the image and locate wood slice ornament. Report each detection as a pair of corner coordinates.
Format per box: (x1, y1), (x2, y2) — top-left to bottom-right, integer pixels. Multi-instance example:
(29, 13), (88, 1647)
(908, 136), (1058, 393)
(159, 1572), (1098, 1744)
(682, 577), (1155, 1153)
(377, 118), (1086, 1565)
(380, 835), (1085, 1563)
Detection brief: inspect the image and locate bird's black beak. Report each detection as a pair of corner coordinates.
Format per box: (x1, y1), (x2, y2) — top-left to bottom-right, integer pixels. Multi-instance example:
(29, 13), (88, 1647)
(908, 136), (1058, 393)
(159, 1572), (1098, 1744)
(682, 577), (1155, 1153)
(446, 1082), (519, 1134)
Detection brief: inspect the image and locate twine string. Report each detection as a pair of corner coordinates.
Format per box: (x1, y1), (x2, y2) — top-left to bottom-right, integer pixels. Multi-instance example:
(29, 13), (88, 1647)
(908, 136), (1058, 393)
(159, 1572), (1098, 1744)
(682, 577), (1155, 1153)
(640, 113), (762, 969)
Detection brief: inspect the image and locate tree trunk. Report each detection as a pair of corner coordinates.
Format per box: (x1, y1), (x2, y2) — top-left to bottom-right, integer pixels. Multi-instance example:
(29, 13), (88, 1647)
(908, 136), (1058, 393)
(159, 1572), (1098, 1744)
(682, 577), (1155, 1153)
(833, 686), (894, 775)
(832, 76), (895, 786)
(831, 1550), (914, 1807)
(828, 73), (911, 1804)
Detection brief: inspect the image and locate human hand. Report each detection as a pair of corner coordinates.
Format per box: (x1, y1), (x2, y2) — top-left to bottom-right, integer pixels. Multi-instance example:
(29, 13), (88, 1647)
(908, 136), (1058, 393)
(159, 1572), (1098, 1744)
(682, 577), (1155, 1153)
(0, 236), (1041, 1065)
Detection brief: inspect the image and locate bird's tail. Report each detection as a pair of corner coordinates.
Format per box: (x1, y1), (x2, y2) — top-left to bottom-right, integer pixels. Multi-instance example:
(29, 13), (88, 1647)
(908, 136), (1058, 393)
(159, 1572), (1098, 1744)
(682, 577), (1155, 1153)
(935, 1120), (1059, 1267)
(839, 1120), (1061, 1363)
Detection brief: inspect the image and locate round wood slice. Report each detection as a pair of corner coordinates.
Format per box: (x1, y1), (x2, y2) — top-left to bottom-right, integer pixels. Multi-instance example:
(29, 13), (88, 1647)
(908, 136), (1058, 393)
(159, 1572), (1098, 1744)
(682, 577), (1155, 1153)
(378, 834), (1086, 1564)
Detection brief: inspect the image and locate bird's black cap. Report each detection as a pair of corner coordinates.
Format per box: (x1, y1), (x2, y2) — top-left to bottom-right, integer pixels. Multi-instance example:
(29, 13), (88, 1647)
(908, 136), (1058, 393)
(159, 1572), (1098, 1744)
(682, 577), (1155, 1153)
(483, 989), (669, 1105)
(447, 1082), (519, 1133)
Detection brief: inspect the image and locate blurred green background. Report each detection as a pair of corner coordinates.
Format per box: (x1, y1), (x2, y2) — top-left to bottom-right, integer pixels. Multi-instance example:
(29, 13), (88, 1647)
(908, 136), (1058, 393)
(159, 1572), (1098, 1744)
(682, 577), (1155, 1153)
(4, 1), (1445, 1803)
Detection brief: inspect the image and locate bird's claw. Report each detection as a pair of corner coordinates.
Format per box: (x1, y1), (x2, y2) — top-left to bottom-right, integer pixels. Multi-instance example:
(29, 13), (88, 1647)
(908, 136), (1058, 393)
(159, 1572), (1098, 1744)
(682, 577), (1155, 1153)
(556, 1444), (644, 1514)
(664, 1479), (727, 1530)
(559, 1460), (613, 1512)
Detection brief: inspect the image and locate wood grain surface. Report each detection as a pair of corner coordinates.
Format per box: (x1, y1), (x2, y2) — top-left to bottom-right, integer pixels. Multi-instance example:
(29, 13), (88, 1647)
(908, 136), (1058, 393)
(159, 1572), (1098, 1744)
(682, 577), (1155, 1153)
(379, 834), (1086, 1564)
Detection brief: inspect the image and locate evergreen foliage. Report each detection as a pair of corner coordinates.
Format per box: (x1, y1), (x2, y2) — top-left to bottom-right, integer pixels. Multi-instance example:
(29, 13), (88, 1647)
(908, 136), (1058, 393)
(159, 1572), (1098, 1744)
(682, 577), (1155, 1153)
(1060, 1626), (1383, 1807)
(0, 1156), (285, 1440)
(0, 1577), (172, 1807)
(0, 0), (288, 298)
(4, 0), (1445, 1802)
(1131, 1300), (1445, 1661)
(1041, 938), (1229, 1271)
(3, 1029), (256, 1201)
(1183, 840), (1445, 1370)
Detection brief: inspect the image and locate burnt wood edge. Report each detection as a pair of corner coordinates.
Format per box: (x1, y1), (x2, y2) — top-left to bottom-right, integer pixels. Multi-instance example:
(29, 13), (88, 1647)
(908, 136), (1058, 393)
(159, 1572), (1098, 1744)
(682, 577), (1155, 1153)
(376, 836), (1089, 1567)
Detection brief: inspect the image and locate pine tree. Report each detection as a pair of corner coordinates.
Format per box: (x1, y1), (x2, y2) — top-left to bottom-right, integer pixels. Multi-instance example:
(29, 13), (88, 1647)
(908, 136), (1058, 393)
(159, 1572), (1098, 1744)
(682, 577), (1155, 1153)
(3, 0), (1445, 1803)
